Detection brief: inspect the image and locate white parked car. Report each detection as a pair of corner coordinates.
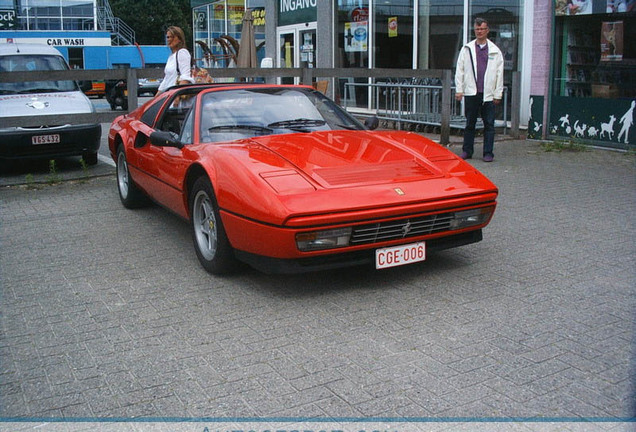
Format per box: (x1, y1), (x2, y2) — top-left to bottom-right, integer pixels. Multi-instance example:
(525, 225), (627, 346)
(0, 43), (101, 165)
(138, 77), (162, 96)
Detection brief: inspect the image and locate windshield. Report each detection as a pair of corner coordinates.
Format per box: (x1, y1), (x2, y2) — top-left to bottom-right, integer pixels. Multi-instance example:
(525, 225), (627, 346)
(199, 87), (365, 143)
(0, 54), (79, 95)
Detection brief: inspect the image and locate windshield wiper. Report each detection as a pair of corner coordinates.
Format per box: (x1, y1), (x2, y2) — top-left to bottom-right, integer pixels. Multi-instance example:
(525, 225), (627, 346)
(208, 124), (273, 134)
(267, 118), (327, 129)
(335, 123), (358, 130)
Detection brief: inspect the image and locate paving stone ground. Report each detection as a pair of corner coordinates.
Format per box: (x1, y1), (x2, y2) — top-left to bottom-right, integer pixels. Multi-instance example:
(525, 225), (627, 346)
(0, 137), (634, 430)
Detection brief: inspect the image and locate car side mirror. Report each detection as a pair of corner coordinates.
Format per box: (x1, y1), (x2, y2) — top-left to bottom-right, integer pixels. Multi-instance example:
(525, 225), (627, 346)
(364, 116), (380, 130)
(150, 130), (184, 149)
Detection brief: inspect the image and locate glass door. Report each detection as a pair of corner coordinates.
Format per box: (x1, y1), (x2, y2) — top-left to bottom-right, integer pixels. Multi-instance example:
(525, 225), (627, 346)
(277, 24), (317, 84)
(278, 30), (295, 84)
(299, 28), (316, 69)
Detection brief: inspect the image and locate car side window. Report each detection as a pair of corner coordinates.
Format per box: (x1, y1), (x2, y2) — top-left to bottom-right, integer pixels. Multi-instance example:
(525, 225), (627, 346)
(179, 107), (195, 144)
(156, 91), (199, 136)
(140, 95), (167, 127)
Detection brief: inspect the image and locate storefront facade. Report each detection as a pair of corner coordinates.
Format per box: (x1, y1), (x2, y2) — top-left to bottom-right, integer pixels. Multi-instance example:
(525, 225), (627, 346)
(191, 1), (533, 125)
(528, 0), (635, 149)
(191, 1), (636, 149)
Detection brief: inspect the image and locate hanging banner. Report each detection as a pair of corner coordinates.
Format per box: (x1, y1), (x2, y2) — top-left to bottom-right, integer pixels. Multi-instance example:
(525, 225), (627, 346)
(601, 21), (623, 61)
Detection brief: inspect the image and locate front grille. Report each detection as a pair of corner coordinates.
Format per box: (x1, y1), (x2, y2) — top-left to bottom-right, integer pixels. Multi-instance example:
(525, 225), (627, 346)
(21, 125), (63, 130)
(350, 212), (454, 245)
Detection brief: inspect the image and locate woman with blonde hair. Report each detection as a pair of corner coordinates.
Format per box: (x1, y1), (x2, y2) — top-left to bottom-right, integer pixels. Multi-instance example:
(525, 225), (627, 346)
(156, 26), (194, 95)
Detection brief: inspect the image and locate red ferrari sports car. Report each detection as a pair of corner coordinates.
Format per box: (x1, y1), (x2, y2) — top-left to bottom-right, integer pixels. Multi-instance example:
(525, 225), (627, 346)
(109, 83), (498, 274)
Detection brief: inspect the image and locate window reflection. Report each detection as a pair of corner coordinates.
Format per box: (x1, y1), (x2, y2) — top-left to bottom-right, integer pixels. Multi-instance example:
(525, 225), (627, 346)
(14, 0), (94, 30)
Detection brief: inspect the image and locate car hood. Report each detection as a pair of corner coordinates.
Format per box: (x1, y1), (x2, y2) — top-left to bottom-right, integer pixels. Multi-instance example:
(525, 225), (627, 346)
(0, 91), (94, 118)
(252, 130), (466, 188)
(207, 130), (498, 225)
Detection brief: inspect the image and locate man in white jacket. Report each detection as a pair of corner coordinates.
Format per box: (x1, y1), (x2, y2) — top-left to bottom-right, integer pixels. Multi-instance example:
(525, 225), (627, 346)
(455, 18), (504, 162)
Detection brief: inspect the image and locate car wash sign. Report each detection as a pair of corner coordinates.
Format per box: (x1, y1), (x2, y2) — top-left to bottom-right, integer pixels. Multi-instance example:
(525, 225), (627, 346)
(278, 0), (316, 26)
(0, 9), (16, 30)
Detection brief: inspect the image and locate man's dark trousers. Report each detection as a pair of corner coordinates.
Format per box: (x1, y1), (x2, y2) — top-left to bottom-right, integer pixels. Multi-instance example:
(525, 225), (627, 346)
(463, 92), (495, 158)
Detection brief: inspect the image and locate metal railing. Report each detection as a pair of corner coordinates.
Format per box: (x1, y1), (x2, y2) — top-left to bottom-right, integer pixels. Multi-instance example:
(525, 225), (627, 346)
(97, 0), (135, 46)
(0, 67), (521, 144)
(343, 80), (508, 134)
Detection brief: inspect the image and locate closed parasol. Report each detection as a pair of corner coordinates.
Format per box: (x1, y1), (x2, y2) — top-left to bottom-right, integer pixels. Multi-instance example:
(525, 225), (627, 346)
(236, 9), (257, 69)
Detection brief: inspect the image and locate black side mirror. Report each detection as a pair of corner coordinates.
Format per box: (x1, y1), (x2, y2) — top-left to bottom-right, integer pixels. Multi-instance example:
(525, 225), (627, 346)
(150, 130), (184, 149)
(364, 116), (380, 130)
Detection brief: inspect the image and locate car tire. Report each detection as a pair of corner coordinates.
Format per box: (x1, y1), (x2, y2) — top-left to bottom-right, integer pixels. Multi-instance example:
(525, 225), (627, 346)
(116, 145), (148, 208)
(0, 158), (10, 174)
(83, 152), (98, 166)
(190, 176), (237, 275)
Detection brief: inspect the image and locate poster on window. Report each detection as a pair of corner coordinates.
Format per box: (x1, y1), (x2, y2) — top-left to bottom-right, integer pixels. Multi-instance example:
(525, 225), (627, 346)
(601, 21), (623, 61)
(344, 21), (368, 52)
(606, 0), (636, 12)
(555, 0), (593, 15)
(388, 17), (398, 38)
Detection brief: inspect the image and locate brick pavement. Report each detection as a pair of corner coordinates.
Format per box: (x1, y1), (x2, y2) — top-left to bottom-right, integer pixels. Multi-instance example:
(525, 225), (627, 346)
(0, 137), (634, 429)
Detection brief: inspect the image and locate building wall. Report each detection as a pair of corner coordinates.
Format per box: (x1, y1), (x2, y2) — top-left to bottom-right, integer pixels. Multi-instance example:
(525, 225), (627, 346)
(531, 0), (551, 96)
(264, 0), (276, 69)
(92, 45), (169, 69)
(316, 0), (333, 69)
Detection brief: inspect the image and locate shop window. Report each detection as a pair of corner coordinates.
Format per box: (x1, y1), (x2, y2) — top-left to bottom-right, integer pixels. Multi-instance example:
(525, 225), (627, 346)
(373, 0), (413, 69)
(419, 1), (463, 70)
(554, 13), (635, 99)
(336, 1), (371, 108)
(337, 1), (370, 69)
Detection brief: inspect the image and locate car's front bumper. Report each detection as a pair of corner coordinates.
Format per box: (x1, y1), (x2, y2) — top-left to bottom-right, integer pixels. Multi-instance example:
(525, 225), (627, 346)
(234, 229), (483, 274)
(0, 123), (101, 160)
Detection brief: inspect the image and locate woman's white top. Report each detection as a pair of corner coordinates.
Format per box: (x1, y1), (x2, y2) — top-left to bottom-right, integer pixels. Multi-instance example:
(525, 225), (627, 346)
(158, 48), (194, 92)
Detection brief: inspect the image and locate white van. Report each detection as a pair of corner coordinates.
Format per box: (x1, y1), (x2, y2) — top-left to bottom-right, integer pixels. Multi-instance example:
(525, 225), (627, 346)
(0, 43), (101, 165)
